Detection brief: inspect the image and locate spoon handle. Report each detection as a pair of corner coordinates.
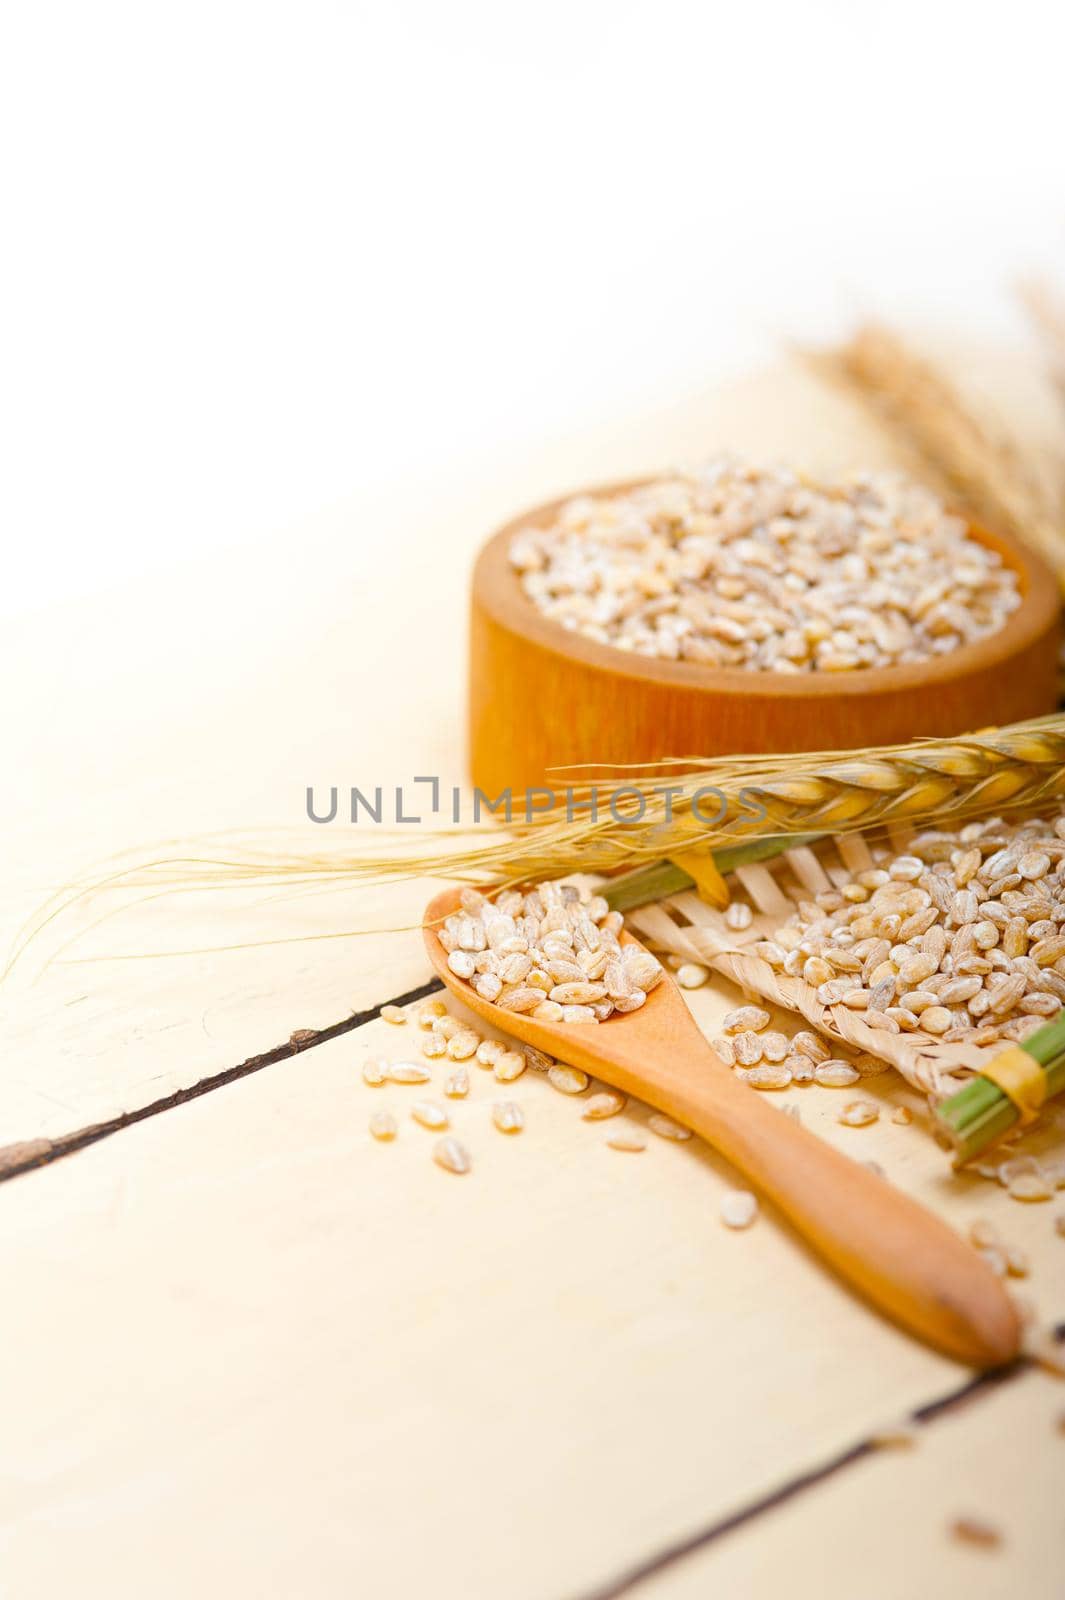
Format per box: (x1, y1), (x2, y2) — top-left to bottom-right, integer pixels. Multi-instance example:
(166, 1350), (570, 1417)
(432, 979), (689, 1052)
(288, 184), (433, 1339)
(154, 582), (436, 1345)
(662, 1071), (1019, 1368)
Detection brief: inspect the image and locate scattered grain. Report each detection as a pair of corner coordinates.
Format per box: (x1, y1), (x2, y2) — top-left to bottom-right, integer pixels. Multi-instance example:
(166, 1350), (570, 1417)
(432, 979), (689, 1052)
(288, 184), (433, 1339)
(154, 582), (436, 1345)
(722, 1005), (772, 1034)
(411, 1099), (449, 1131)
(607, 1130), (647, 1152)
(444, 1067), (470, 1098)
(548, 1064), (589, 1095)
(720, 1190), (759, 1229)
(494, 1051), (527, 1083)
(1008, 1173), (1054, 1202)
(582, 1091), (626, 1120)
(649, 1114), (692, 1141)
(839, 1099), (879, 1127)
(433, 1136), (471, 1175)
(814, 1061), (861, 1088)
(744, 1063), (793, 1090)
(387, 1061), (433, 1085)
(949, 1516), (1001, 1550)
(791, 1031), (830, 1063)
(493, 1101), (525, 1134)
(676, 962), (709, 989)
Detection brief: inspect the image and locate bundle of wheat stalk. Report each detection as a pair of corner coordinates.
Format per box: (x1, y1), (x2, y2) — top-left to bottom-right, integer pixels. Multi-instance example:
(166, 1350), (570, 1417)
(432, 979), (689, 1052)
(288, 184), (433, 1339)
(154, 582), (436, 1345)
(1020, 280), (1065, 414)
(804, 319), (1065, 591)
(10, 316), (1064, 1161)
(9, 717), (1065, 986)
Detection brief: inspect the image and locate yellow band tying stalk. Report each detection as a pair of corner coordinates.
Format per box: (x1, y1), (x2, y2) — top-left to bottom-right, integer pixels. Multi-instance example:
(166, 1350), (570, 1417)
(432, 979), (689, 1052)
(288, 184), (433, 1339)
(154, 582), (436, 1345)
(978, 1044), (1048, 1126)
(667, 849), (730, 909)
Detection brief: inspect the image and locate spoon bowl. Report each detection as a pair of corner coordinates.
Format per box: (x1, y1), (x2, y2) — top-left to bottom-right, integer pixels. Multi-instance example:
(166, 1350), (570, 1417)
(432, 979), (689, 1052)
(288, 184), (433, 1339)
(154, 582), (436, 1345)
(424, 884), (1020, 1369)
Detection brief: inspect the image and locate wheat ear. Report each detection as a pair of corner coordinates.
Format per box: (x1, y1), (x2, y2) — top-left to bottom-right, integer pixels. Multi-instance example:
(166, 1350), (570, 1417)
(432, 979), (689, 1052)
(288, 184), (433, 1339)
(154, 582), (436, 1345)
(806, 321), (1065, 588)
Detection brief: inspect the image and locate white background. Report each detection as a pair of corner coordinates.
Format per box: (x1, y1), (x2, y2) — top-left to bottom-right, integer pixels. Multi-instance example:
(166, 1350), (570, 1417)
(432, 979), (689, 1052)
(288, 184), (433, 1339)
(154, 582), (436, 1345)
(1, 0), (1063, 614)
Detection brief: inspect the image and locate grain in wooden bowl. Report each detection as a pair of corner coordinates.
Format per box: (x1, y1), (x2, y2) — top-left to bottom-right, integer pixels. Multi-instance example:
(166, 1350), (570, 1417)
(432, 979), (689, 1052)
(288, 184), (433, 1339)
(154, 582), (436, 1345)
(469, 461), (1061, 793)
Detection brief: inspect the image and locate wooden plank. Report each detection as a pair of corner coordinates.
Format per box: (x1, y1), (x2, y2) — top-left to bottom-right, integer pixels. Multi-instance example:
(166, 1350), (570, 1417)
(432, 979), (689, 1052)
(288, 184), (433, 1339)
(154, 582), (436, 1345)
(638, 1366), (1065, 1599)
(2, 348), (1062, 1596)
(0, 356), (912, 1147)
(0, 982), (1061, 1598)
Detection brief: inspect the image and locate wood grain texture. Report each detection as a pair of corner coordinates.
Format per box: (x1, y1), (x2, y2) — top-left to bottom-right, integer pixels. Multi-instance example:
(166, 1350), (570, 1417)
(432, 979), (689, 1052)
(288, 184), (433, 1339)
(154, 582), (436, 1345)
(0, 353), (982, 1146)
(469, 493), (1061, 794)
(425, 889), (1019, 1368)
(642, 1365), (1065, 1600)
(1, 994), (1061, 1600)
(3, 349), (1063, 1599)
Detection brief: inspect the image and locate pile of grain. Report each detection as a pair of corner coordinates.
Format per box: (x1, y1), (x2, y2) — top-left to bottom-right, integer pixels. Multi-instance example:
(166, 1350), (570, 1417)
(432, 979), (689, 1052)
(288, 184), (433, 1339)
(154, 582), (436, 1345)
(437, 881), (663, 1022)
(761, 812), (1065, 1049)
(510, 460), (1020, 672)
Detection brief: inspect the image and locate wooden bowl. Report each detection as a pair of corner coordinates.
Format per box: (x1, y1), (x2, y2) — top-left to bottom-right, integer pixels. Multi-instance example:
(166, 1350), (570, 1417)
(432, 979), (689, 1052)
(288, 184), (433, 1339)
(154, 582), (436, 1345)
(469, 478), (1061, 795)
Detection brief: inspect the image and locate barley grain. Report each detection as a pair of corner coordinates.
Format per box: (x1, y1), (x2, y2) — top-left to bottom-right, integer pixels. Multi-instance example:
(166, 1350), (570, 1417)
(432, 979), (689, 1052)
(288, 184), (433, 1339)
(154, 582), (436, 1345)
(949, 1516), (1001, 1549)
(744, 1063), (793, 1090)
(649, 1114), (692, 1141)
(607, 1129), (647, 1152)
(493, 1100), (525, 1134)
(733, 1030), (764, 1066)
(720, 1190), (758, 1228)
(548, 1064), (589, 1095)
(494, 1051), (527, 1083)
(791, 1031), (830, 1063)
(411, 1099), (449, 1131)
(582, 1091), (627, 1119)
(722, 1005), (771, 1034)
(1008, 1173), (1054, 1202)
(676, 963), (709, 989)
(387, 1061), (433, 1085)
(839, 1099), (879, 1127)
(815, 1061), (861, 1088)
(433, 1137), (471, 1175)
(445, 1067), (470, 1098)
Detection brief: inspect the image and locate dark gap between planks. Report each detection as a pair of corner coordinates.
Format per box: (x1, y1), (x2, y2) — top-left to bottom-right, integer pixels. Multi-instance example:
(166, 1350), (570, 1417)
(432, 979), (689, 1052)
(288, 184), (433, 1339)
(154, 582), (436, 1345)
(3, 973), (1059, 1594)
(568, 1336), (1063, 1600)
(0, 977), (445, 1183)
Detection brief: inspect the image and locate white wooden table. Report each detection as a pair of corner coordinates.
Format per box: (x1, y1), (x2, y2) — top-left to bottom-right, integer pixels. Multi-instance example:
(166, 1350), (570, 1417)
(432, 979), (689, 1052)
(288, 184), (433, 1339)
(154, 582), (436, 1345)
(2, 359), (1062, 1599)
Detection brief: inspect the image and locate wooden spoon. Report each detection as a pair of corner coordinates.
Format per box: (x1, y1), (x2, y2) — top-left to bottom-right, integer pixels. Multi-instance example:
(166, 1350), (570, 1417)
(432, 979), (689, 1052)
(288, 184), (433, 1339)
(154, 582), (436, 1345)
(423, 887), (1020, 1368)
